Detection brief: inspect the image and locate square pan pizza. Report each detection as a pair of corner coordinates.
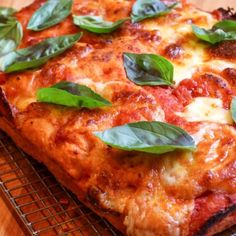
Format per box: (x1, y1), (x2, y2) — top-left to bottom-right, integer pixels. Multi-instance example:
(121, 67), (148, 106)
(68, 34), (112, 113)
(0, 0), (235, 235)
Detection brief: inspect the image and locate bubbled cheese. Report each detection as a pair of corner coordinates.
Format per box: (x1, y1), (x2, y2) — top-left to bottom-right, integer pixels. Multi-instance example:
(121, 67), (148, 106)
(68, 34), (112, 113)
(176, 97), (233, 124)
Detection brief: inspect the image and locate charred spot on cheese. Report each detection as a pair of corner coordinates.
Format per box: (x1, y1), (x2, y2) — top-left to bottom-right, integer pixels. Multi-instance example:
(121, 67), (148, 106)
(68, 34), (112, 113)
(190, 192), (236, 236)
(222, 68), (236, 86)
(87, 185), (121, 216)
(39, 63), (72, 87)
(173, 73), (233, 108)
(203, 73), (228, 89)
(133, 29), (161, 43)
(92, 51), (113, 62)
(111, 88), (155, 104)
(191, 191), (236, 236)
(164, 43), (183, 59)
(198, 204), (236, 236)
(215, 7), (236, 20)
(87, 185), (105, 207)
(209, 41), (236, 59)
(119, 22), (161, 43)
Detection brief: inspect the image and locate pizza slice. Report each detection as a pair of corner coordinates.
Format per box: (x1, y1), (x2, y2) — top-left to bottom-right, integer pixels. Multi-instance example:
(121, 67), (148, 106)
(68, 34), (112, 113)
(0, 0), (235, 235)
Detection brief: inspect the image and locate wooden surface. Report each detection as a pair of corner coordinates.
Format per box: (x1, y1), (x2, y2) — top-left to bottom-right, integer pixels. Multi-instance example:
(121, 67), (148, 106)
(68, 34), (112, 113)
(0, 1), (235, 236)
(191, 0), (236, 10)
(0, 195), (25, 236)
(0, 0), (34, 10)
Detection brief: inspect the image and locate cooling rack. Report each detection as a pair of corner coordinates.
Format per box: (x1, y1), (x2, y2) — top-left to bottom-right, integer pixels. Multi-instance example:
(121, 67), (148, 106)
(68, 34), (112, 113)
(0, 131), (121, 236)
(0, 130), (235, 236)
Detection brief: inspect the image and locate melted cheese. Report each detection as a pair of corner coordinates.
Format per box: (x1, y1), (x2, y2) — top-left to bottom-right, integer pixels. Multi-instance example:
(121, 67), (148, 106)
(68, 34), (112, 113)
(173, 48), (236, 84)
(143, 7), (236, 85)
(176, 97), (233, 124)
(161, 156), (190, 185)
(173, 44), (206, 83)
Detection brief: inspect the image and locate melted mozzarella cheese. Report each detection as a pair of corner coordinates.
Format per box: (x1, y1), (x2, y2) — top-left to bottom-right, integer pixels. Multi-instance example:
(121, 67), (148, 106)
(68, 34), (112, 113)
(173, 43), (206, 83)
(142, 7), (236, 85)
(174, 48), (236, 84)
(176, 97), (233, 124)
(77, 77), (107, 93)
(174, 58), (236, 84)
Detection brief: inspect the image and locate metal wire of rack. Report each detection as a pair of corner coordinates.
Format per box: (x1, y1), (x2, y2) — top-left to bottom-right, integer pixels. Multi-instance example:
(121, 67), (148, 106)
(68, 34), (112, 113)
(0, 131), (121, 236)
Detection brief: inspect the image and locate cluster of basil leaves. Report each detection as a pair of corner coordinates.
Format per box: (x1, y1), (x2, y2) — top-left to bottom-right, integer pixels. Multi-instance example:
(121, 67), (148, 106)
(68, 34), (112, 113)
(0, 0), (81, 73)
(2, 0), (235, 155)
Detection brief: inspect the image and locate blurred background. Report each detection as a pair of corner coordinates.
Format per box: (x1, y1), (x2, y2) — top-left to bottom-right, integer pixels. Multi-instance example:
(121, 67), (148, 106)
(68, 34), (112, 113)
(0, 0), (236, 10)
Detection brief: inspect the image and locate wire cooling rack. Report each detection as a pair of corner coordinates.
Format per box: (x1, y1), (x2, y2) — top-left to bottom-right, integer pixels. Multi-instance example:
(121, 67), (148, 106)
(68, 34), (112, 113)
(0, 131), (121, 236)
(0, 131), (235, 236)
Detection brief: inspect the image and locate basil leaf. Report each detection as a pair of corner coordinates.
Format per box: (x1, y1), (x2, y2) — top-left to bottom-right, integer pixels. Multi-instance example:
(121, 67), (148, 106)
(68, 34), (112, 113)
(27, 0), (73, 31)
(192, 20), (236, 44)
(213, 20), (236, 32)
(230, 97), (236, 123)
(73, 15), (128, 34)
(0, 19), (23, 56)
(0, 7), (22, 56)
(0, 32), (82, 73)
(131, 0), (177, 23)
(37, 81), (111, 108)
(0, 7), (16, 20)
(94, 121), (196, 154)
(123, 52), (174, 86)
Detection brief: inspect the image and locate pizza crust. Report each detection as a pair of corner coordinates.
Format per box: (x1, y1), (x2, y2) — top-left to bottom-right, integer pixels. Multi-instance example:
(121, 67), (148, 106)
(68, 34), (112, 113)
(0, 117), (126, 234)
(0, 117), (235, 235)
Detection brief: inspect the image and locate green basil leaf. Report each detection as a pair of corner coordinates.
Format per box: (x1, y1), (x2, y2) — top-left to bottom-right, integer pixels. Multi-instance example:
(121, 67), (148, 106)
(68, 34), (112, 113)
(213, 20), (236, 32)
(0, 19), (23, 56)
(0, 7), (16, 20)
(27, 0), (73, 31)
(131, 0), (177, 23)
(73, 15), (128, 34)
(123, 52), (174, 86)
(0, 32), (82, 73)
(94, 121), (196, 154)
(37, 81), (111, 108)
(192, 22), (236, 44)
(0, 7), (22, 56)
(230, 97), (236, 123)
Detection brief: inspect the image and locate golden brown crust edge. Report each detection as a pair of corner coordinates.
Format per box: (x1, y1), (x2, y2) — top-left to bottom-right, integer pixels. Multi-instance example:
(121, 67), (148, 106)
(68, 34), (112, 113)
(189, 192), (236, 236)
(0, 117), (126, 234)
(0, 117), (236, 236)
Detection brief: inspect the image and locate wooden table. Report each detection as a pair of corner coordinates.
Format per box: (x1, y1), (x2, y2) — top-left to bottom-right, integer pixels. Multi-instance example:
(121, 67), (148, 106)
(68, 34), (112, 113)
(0, 197), (25, 236)
(0, 0), (235, 236)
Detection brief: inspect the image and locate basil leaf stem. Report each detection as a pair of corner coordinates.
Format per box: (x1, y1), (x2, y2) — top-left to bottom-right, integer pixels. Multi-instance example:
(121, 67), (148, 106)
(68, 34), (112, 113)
(27, 0), (73, 31)
(131, 0), (177, 23)
(0, 32), (82, 73)
(37, 81), (111, 108)
(94, 121), (196, 154)
(123, 52), (174, 86)
(73, 15), (128, 34)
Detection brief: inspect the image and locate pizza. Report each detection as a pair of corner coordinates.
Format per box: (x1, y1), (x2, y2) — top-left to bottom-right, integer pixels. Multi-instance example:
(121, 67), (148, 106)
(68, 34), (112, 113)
(0, 0), (235, 235)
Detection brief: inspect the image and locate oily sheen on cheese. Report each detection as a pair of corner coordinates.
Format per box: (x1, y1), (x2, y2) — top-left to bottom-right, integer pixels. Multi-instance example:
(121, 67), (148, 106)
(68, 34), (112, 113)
(176, 97), (233, 124)
(0, 0), (235, 236)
